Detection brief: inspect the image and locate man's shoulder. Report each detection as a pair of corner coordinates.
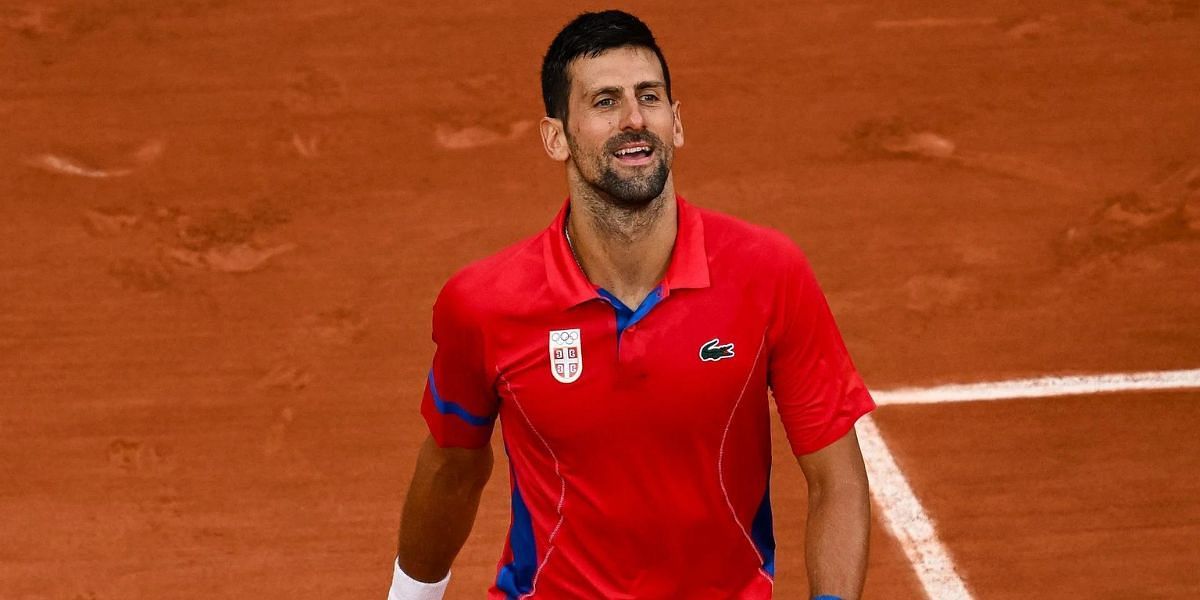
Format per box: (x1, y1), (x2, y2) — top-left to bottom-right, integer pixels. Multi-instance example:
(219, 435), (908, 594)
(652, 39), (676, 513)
(694, 204), (805, 266)
(435, 228), (548, 319)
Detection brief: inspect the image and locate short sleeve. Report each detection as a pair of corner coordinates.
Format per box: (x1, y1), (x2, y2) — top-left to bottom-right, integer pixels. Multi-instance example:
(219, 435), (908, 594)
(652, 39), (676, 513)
(768, 244), (874, 456)
(419, 279), (499, 449)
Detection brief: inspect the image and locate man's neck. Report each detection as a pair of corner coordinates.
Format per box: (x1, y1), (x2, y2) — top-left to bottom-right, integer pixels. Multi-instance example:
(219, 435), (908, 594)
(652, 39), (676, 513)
(566, 180), (677, 309)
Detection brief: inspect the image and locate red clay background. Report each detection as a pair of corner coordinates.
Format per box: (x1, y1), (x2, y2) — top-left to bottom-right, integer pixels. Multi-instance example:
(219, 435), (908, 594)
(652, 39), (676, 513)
(2, 1), (1198, 598)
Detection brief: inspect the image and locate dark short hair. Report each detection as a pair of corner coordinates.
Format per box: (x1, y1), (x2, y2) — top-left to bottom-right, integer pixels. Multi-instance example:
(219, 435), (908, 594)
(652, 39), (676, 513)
(540, 10), (672, 123)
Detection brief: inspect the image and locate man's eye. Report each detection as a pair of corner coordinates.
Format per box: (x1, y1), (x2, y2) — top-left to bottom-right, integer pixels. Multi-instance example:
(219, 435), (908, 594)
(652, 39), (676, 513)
(596, 98), (615, 108)
(640, 94), (660, 102)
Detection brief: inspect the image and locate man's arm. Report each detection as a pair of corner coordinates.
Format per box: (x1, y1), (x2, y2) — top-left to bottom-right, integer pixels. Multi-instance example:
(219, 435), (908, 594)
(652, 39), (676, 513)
(396, 434), (494, 582)
(795, 427), (871, 600)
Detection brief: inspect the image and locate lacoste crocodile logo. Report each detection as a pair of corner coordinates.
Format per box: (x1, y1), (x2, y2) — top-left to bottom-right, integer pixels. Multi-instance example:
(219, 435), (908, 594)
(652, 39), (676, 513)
(699, 338), (736, 362)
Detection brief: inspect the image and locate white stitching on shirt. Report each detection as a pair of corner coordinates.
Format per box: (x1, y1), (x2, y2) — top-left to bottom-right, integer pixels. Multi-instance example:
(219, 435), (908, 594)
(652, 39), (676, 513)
(501, 373), (567, 600)
(717, 334), (775, 586)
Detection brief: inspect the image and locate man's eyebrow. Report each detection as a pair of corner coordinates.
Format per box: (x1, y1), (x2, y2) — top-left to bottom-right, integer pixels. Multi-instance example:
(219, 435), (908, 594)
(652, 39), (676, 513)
(586, 81), (667, 97)
(589, 85), (623, 97)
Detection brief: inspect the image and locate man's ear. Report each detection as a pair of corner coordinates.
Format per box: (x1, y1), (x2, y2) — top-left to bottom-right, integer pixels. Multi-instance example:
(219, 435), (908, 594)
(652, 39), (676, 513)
(671, 100), (684, 148)
(540, 117), (570, 161)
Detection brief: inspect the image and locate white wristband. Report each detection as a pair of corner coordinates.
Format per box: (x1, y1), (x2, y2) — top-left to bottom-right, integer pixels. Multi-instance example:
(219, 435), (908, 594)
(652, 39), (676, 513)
(388, 558), (449, 600)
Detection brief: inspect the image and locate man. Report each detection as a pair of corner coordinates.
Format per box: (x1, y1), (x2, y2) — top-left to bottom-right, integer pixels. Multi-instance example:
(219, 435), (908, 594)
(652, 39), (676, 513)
(391, 10), (873, 600)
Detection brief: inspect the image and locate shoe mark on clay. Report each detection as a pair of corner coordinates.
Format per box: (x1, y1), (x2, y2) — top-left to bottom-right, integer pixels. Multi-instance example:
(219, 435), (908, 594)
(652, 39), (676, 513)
(166, 202), (296, 274)
(846, 117), (959, 160)
(254, 307), (367, 394)
(82, 207), (141, 237)
(169, 242), (297, 274)
(282, 66), (346, 113)
(845, 116), (1082, 190)
(291, 131), (322, 158)
(262, 406), (295, 458)
(107, 438), (175, 475)
(998, 14), (1062, 40)
(259, 405), (317, 477)
(434, 120), (535, 150)
(255, 362), (313, 392)
(1056, 161), (1200, 264)
(298, 307), (367, 347)
(95, 202), (295, 294)
(105, 253), (220, 310)
(258, 125), (328, 160)
(433, 73), (535, 150)
(26, 139), (165, 179)
(903, 271), (982, 316)
(143, 483), (185, 527)
(260, 67), (346, 159)
(87, 206), (179, 293)
(172, 202), (291, 249)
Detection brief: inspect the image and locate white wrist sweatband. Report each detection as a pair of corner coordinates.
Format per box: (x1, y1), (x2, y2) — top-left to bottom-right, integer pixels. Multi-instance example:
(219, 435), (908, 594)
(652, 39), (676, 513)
(388, 558), (449, 600)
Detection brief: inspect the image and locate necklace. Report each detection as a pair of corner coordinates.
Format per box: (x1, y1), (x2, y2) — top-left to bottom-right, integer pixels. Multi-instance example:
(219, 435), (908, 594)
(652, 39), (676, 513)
(564, 220), (586, 272)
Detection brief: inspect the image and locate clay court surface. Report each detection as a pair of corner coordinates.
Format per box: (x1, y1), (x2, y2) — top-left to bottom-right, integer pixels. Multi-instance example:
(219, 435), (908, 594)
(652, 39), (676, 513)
(2, 1), (1199, 598)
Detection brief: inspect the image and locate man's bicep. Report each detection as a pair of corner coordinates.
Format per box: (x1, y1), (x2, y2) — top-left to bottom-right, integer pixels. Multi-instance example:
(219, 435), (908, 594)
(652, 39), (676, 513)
(795, 427), (867, 490)
(414, 434), (495, 486)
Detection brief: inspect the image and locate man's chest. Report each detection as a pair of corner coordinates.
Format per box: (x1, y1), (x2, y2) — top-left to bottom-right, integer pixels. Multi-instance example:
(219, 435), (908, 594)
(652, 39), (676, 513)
(489, 289), (772, 451)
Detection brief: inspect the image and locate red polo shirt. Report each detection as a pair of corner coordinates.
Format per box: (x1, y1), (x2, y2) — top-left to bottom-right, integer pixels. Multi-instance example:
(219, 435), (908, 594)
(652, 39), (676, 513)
(420, 196), (874, 599)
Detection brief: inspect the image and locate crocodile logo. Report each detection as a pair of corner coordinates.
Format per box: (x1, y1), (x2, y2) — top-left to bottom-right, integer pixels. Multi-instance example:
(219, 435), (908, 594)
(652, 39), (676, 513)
(699, 338), (736, 362)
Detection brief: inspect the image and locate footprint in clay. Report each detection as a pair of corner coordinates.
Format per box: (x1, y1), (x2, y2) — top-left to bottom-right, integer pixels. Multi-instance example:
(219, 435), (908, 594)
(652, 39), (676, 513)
(434, 120), (534, 150)
(26, 139), (165, 178)
(168, 242), (296, 273)
(1056, 162), (1200, 263)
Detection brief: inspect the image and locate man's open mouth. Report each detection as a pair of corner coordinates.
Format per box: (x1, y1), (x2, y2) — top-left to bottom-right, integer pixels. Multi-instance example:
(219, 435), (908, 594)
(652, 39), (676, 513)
(612, 143), (654, 165)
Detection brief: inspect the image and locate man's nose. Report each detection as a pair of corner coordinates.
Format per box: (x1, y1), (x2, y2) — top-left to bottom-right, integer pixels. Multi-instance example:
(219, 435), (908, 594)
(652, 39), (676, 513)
(619, 96), (646, 130)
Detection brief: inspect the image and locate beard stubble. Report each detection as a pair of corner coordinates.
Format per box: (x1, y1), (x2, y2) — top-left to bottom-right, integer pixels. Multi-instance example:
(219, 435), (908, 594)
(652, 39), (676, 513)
(569, 130), (672, 210)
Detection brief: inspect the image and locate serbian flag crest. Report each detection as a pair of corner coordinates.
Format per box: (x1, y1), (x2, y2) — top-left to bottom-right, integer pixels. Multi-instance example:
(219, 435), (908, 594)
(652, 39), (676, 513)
(548, 328), (582, 384)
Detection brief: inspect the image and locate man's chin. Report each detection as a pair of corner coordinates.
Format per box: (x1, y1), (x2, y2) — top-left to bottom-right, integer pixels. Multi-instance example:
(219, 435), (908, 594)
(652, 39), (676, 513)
(600, 180), (666, 208)
(596, 164), (669, 208)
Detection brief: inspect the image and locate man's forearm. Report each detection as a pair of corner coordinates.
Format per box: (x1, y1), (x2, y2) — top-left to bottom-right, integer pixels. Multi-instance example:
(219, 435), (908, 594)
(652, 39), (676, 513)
(805, 478), (870, 600)
(396, 436), (494, 582)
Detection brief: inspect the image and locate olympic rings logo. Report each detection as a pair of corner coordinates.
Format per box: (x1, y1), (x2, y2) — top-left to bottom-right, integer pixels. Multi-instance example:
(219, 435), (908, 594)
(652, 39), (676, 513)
(550, 330), (580, 343)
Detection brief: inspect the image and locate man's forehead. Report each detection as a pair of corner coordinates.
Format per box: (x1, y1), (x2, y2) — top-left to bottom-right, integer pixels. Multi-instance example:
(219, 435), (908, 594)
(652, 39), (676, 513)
(568, 46), (665, 94)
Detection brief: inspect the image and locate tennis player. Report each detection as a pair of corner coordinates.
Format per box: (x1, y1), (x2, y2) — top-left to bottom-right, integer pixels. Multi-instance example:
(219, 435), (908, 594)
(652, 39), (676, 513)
(390, 10), (874, 600)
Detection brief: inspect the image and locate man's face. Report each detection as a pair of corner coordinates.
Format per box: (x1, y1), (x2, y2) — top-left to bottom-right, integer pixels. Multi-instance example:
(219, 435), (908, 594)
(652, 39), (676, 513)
(562, 45), (683, 208)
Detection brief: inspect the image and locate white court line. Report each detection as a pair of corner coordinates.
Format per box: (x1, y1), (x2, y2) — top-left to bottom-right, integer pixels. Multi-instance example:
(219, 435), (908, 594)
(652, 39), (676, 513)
(872, 368), (1200, 406)
(859, 367), (1200, 599)
(858, 416), (974, 600)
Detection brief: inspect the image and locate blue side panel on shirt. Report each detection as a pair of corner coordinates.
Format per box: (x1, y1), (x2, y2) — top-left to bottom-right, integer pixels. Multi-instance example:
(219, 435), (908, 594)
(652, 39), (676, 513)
(496, 447), (538, 599)
(597, 286), (664, 336)
(751, 481), (777, 576)
(427, 371), (493, 427)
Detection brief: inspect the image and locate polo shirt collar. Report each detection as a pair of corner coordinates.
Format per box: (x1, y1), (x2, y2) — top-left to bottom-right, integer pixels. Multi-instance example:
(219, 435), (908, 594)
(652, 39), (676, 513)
(543, 194), (710, 308)
(664, 195), (712, 292)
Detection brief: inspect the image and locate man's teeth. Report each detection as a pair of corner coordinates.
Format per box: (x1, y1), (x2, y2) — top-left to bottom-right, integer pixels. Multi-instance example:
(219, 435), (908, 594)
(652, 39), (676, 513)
(615, 146), (651, 156)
